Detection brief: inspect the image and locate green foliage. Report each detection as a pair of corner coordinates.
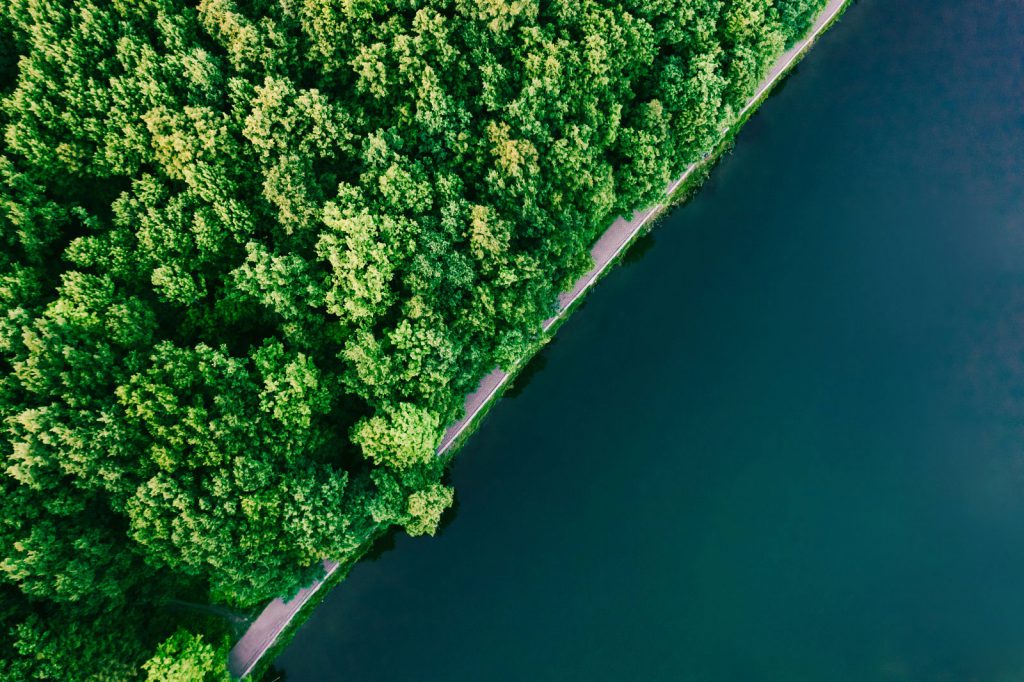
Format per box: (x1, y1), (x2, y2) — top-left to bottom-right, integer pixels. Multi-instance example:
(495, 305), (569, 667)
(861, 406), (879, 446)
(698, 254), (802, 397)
(0, 592), (162, 681)
(0, 0), (826, 677)
(776, 0), (827, 42)
(405, 483), (455, 537)
(352, 402), (440, 471)
(142, 629), (229, 682)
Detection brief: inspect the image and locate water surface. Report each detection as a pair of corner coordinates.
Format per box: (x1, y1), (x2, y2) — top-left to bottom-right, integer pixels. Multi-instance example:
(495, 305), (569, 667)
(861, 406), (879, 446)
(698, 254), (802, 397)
(275, 0), (1024, 679)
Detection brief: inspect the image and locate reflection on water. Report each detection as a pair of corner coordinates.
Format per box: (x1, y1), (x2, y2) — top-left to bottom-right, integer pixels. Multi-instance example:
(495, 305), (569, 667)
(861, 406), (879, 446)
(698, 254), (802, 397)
(619, 230), (657, 267)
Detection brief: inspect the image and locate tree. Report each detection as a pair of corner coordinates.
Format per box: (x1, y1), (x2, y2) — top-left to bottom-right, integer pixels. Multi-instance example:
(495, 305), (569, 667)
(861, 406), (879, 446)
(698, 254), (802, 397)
(351, 402), (440, 470)
(775, 0), (826, 42)
(142, 629), (228, 682)
(405, 483), (454, 536)
(317, 201), (400, 329)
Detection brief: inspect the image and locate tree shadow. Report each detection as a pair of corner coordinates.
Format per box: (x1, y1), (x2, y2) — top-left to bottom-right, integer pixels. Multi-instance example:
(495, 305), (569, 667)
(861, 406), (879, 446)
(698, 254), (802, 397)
(765, 63), (800, 102)
(363, 526), (399, 562)
(435, 488), (460, 535)
(259, 664), (288, 682)
(504, 340), (555, 399)
(621, 230), (657, 268)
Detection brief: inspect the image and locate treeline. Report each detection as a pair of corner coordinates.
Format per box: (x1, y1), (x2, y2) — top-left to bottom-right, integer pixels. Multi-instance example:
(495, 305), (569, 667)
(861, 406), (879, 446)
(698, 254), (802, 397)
(0, 0), (823, 678)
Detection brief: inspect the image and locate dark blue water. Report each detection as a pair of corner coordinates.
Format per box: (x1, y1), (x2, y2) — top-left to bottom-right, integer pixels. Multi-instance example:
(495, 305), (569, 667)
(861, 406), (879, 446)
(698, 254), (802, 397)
(275, 0), (1024, 679)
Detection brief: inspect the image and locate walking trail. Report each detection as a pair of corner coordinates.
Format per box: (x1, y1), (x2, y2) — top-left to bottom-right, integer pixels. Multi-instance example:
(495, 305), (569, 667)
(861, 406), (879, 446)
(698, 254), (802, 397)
(228, 0), (849, 675)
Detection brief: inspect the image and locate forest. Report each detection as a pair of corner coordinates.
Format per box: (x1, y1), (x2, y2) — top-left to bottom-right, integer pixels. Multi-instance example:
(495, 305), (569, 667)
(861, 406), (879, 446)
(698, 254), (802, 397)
(0, 0), (824, 678)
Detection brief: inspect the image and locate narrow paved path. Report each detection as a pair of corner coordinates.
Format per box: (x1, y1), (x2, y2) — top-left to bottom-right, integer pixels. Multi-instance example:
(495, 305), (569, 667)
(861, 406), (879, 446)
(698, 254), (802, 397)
(228, 1), (848, 675)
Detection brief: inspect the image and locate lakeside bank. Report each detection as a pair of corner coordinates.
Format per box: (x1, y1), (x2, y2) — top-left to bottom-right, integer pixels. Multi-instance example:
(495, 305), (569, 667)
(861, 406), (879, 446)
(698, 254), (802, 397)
(279, 0), (1024, 677)
(229, 0), (852, 676)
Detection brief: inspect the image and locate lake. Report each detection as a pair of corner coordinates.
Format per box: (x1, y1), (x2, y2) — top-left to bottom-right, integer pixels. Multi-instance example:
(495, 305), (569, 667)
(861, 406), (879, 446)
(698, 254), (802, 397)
(272, 0), (1024, 679)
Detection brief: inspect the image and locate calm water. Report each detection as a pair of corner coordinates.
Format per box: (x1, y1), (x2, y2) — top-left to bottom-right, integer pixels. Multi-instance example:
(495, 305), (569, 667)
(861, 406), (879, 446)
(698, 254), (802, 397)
(274, 0), (1024, 679)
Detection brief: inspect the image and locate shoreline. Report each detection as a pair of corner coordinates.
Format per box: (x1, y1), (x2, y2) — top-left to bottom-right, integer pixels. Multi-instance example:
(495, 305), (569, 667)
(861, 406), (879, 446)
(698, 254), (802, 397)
(228, 0), (852, 676)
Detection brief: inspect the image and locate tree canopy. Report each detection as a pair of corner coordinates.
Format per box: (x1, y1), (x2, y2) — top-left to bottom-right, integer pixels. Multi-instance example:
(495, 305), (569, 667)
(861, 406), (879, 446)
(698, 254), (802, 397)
(0, 0), (823, 677)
